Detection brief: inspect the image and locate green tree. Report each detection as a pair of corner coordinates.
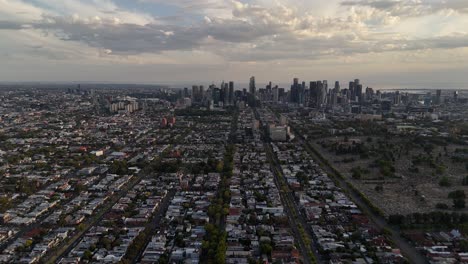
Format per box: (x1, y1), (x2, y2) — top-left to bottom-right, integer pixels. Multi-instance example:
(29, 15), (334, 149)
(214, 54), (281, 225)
(449, 190), (466, 200)
(439, 176), (451, 187)
(453, 198), (466, 209)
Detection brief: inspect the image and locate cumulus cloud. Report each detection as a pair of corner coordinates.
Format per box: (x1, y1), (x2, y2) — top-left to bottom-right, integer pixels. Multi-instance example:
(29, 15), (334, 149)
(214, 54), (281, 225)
(341, 0), (468, 17)
(1, 0), (468, 65)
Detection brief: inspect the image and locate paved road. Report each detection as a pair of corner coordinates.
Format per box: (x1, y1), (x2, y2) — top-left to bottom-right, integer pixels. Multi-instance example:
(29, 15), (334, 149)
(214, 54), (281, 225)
(43, 174), (144, 264)
(0, 172), (107, 253)
(291, 124), (428, 264)
(265, 143), (321, 264)
(130, 189), (176, 263)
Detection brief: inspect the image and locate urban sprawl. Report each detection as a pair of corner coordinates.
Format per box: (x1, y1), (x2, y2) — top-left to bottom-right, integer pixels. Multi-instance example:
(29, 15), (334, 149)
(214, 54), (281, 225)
(0, 78), (468, 264)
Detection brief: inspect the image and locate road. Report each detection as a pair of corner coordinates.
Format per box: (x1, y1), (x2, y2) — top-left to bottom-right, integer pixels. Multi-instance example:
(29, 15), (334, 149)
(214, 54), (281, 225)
(43, 174), (144, 264)
(291, 124), (428, 264)
(265, 143), (321, 264)
(0, 172), (107, 253)
(129, 189), (176, 263)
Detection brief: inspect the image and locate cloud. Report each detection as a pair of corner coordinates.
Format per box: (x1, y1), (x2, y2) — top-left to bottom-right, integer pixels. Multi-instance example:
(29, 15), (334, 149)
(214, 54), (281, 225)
(1, 0), (468, 68)
(341, 0), (468, 17)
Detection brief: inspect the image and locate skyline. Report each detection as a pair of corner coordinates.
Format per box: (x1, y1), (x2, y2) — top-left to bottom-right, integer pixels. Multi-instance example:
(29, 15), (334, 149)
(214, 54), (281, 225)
(1, 0), (468, 87)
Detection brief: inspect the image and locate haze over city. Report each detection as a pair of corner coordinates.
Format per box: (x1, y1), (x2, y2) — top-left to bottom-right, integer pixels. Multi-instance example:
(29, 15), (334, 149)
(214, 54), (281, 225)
(1, 0), (468, 88)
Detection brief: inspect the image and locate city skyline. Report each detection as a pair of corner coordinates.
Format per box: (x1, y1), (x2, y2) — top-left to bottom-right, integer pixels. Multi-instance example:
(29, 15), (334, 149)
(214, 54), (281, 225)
(1, 0), (468, 87)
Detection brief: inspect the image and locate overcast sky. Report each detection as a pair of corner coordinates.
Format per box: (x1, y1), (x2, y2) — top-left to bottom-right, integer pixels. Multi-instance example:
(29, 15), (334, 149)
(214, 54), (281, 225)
(1, 0), (468, 89)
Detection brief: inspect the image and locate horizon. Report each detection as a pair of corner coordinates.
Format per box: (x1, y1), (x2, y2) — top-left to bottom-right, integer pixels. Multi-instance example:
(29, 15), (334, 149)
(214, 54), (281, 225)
(1, 80), (467, 91)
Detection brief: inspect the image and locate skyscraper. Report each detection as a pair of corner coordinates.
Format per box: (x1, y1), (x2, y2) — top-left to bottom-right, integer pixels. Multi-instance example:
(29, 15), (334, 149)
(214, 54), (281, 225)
(249, 76), (256, 95)
(356, 84), (363, 103)
(434, 89), (442, 105)
(310, 81), (318, 107)
(317, 81), (326, 107)
(192, 86), (199, 103)
(223, 83), (229, 106)
(349, 81), (355, 101)
(291, 78), (300, 104)
(229, 81), (234, 105)
(334, 81), (340, 92)
(272, 86), (279, 102)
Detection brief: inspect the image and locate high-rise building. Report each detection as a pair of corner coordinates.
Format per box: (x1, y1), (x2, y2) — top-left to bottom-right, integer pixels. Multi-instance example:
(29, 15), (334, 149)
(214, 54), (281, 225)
(192, 85), (199, 103)
(291, 78), (299, 104)
(310, 81), (318, 107)
(334, 81), (340, 92)
(394, 91), (401, 105)
(434, 89), (442, 105)
(229, 81), (234, 105)
(317, 81), (326, 107)
(223, 83), (229, 106)
(356, 84), (363, 103)
(249, 76), (256, 95)
(200, 86), (205, 101)
(349, 81), (356, 101)
(272, 87), (279, 102)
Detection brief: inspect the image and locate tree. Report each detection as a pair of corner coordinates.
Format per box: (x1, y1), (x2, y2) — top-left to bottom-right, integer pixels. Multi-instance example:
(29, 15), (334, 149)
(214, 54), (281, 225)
(454, 198), (466, 209)
(0, 197), (11, 213)
(436, 203), (449, 210)
(439, 176), (451, 187)
(260, 242), (273, 257)
(352, 168), (362, 180)
(83, 250), (93, 260)
(449, 190), (466, 200)
(459, 240), (468, 252)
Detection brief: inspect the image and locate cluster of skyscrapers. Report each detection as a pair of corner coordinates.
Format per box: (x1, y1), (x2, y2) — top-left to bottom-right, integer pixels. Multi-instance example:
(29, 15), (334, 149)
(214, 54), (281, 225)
(179, 76), (462, 112)
(257, 78), (373, 109)
(185, 81), (235, 108)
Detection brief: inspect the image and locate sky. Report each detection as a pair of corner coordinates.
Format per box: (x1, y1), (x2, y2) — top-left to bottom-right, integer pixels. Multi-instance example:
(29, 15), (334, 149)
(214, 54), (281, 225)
(1, 0), (468, 89)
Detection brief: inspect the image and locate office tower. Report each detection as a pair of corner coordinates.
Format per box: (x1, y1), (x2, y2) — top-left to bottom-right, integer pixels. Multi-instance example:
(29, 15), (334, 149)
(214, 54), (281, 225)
(278, 88), (285, 102)
(290, 78), (298, 104)
(434, 89), (442, 105)
(192, 85), (199, 103)
(200, 86), (204, 100)
(365, 87), (374, 101)
(317, 81), (326, 107)
(454, 91), (459, 102)
(272, 87), (279, 102)
(356, 84), (363, 103)
(354, 79), (360, 86)
(212, 88), (221, 105)
(349, 81), (356, 101)
(330, 90), (338, 106)
(300, 81), (306, 105)
(184, 87), (189, 98)
(309, 81), (318, 107)
(249, 76), (256, 95)
(334, 81), (340, 92)
(394, 91), (401, 105)
(229, 81), (234, 105)
(223, 83), (229, 106)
